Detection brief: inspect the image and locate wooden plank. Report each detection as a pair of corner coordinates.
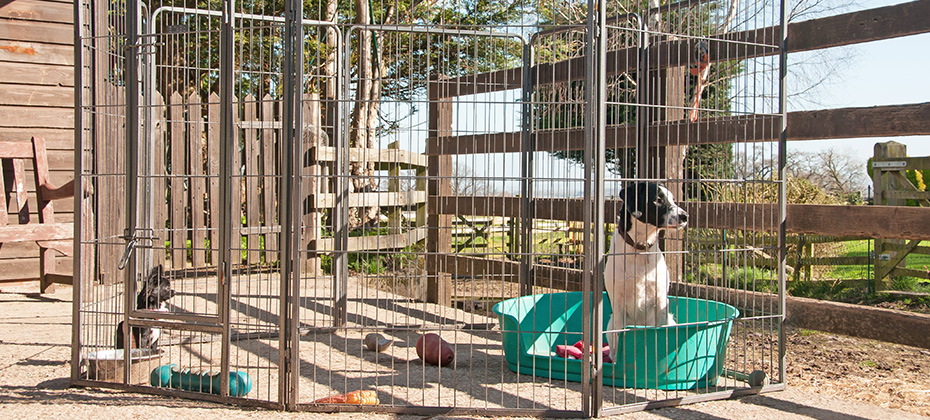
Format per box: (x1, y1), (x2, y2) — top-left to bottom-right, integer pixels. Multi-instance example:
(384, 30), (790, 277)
(11, 159), (28, 223)
(188, 92), (206, 267)
(884, 190), (930, 201)
(97, 84), (124, 283)
(427, 88), (454, 306)
(0, 256), (71, 282)
(230, 95), (242, 265)
(890, 267), (930, 280)
(0, 41), (73, 66)
(0, 0), (74, 24)
(790, 256), (871, 266)
(313, 146), (427, 169)
(0, 61), (72, 86)
(316, 226), (429, 252)
(30, 136), (56, 223)
(787, 0), (930, 54)
(873, 156), (930, 172)
(0, 128), (73, 148)
(261, 94), (276, 263)
(788, 293), (930, 349)
(0, 105), (72, 128)
(300, 96), (319, 274)
(207, 93), (220, 265)
(789, 102), (930, 141)
(426, 254), (584, 291)
(312, 191), (427, 209)
(0, 84), (73, 108)
(429, 195), (622, 223)
(670, 281), (930, 349)
(787, 204), (930, 240)
(0, 164), (6, 225)
(168, 91), (187, 269)
(0, 20), (73, 45)
(0, 222), (72, 242)
(432, 195), (930, 240)
(242, 94), (260, 263)
(433, 1), (930, 98)
(0, 141), (34, 158)
(692, 202), (930, 240)
(886, 243), (930, 256)
(152, 92), (169, 266)
(427, 102), (930, 156)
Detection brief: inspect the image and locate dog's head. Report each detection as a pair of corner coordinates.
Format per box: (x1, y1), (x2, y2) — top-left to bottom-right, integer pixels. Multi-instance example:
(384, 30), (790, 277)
(136, 264), (175, 310)
(618, 182), (688, 232)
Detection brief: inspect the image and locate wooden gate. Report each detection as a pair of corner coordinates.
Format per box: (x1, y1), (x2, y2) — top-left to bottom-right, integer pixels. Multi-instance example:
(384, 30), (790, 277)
(871, 141), (930, 290)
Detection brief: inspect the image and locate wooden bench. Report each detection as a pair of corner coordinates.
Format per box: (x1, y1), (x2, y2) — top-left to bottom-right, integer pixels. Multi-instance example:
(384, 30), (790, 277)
(0, 136), (75, 293)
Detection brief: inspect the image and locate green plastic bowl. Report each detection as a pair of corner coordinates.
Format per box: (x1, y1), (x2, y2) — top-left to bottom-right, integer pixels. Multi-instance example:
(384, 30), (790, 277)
(492, 292), (739, 390)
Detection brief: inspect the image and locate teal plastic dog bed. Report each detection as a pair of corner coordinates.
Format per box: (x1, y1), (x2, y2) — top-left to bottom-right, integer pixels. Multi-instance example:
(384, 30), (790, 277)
(493, 292), (739, 390)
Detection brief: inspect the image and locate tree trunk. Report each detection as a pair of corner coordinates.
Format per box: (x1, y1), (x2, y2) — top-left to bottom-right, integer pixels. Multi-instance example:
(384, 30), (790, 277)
(349, 0), (378, 227)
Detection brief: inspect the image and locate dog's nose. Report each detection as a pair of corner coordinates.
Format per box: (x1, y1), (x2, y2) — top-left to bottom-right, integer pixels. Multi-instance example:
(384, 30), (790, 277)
(679, 212), (688, 224)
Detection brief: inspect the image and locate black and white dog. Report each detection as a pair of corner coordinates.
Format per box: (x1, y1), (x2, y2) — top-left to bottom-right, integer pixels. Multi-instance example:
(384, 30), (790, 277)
(605, 183), (688, 358)
(115, 265), (175, 349)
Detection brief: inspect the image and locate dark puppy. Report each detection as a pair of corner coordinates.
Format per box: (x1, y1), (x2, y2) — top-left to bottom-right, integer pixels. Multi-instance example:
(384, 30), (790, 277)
(115, 264), (175, 349)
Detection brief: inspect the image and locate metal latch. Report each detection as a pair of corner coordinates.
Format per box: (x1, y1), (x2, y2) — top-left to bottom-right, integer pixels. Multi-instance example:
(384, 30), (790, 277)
(871, 161), (907, 170)
(118, 229), (158, 270)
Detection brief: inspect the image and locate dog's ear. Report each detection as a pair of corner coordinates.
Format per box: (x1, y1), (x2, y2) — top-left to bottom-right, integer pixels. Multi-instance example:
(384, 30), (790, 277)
(146, 264), (164, 285)
(618, 186), (635, 232)
(617, 212), (632, 232)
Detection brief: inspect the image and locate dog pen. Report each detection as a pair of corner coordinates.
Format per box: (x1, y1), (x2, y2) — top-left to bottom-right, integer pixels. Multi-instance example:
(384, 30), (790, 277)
(73, 0), (787, 416)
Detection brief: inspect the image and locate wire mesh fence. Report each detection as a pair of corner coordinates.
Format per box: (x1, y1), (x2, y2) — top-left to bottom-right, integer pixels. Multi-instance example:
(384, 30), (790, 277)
(74, 0), (786, 416)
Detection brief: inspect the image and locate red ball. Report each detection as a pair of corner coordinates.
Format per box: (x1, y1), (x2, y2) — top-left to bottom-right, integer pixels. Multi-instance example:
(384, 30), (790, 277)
(415, 333), (454, 366)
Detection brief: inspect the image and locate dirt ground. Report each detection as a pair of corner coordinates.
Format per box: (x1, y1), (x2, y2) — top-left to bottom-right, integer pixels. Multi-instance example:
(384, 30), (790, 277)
(1, 286), (928, 420)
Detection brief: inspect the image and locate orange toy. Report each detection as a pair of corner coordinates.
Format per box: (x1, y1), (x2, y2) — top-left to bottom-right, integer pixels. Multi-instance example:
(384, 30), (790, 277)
(313, 390), (379, 404)
(689, 41), (712, 122)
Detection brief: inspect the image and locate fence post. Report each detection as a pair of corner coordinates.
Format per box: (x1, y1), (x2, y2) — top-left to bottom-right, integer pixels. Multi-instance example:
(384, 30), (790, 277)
(168, 91), (188, 270)
(302, 94), (323, 282)
(243, 94), (261, 264)
(387, 141), (402, 235)
(426, 79), (453, 307)
(872, 141), (907, 289)
(659, 67), (688, 283)
(189, 92), (207, 268)
(262, 94), (277, 264)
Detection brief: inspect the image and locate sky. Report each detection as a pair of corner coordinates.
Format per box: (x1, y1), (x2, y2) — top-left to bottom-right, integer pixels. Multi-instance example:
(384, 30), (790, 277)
(787, 0), (930, 163)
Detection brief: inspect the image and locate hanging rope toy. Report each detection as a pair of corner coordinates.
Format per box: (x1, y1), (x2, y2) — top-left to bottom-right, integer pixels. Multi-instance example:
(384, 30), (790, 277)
(689, 41), (711, 122)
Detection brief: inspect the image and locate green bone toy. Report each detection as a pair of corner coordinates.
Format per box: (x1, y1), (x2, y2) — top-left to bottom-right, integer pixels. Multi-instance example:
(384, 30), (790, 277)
(150, 364), (252, 397)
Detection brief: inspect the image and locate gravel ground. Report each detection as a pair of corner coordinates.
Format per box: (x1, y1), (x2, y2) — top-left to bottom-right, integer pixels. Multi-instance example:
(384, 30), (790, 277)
(1, 287), (927, 420)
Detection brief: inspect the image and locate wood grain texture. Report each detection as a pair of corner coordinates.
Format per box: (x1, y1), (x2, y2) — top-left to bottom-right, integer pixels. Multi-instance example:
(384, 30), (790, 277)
(428, 102), (930, 156)
(188, 92), (206, 267)
(0, 19), (73, 45)
(0, 0), (73, 24)
(0, 105), (73, 128)
(0, 84), (73, 106)
(432, 1), (930, 98)
(168, 92), (187, 268)
(0, 41), (73, 65)
(243, 94), (260, 263)
(431, 196), (930, 240)
(0, 61), (72, 86)
(261, 95), (277, 263)
(426, 84), (454, 306)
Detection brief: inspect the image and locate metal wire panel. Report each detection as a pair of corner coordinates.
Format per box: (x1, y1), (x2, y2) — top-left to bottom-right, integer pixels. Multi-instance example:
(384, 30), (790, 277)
(74, 0), (785, 416)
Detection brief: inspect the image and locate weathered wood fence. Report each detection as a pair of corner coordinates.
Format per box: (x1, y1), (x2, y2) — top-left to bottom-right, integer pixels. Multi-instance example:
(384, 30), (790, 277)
(423, 1), (930, 301)
(94, 90), (427, 282)
(872, 141), (930, 288)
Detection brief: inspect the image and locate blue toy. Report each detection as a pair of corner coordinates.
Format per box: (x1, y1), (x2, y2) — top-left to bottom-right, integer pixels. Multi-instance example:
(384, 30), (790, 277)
(150, 364), (252, 397)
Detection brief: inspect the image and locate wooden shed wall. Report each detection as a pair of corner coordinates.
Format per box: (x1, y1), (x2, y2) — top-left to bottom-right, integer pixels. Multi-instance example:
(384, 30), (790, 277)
(0, 0), (75, 285)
